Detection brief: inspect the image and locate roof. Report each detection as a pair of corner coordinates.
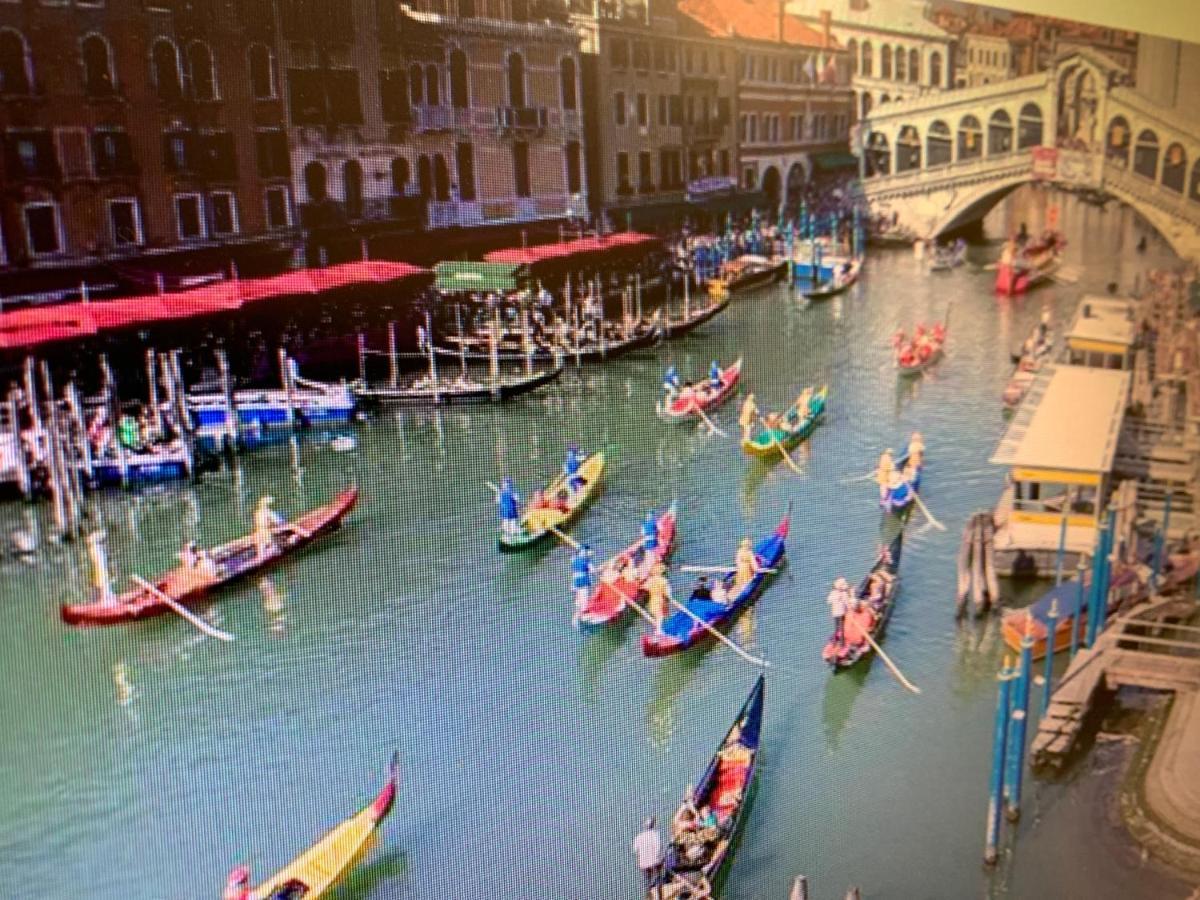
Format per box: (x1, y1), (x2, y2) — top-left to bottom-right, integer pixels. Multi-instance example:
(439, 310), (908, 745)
(990, 365), (1130, 474)
(483, 232), (660, 269)
(787, 0), (951, 40)
(678, 0), (837, 48)
(434, 261), (529, 294)
(1067, 295), (1136, 349)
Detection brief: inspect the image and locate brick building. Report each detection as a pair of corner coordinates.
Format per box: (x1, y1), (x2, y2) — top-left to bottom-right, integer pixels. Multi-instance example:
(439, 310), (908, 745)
(0, 0), (292, 284)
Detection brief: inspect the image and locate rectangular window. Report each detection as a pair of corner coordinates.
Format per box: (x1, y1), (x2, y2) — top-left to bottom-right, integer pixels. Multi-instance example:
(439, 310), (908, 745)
(610, 38), (628, 68)
(658, 94), (667, 126)
(57, 128), (93, 179)
(456, 141), (476, 201)
(638, 151), (652, 192)
(668, 95), (682, 125)
(107, 198), (142, 246)
(264, 186), (291, 229)
(174, 193), (205, 240)
(636, 93), (647, 127)
(719, 148), (729, 176)
(512, 141), (530, 198)
(616, 151), (629, 190)
(199, 131), (238, 181)
(5, 131), (58, 179)
(749, 115), (757, 143)
(716, 97), (730, 123)
(255, 129), (290, 178)
(164, 132), (192, 172)
(23, 202), (61, 256)
(209, 192), (238, 235)
(633, 41), (650, 71)
(380, 70), (411, 123)
(565, 141), (582, 194)
(614, 92), (626, 126)
(91, 129), (135, 177)
(684, 47), (693, 73)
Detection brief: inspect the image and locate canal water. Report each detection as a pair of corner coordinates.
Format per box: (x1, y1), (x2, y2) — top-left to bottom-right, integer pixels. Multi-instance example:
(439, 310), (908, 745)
(0, 188), (1188, 899)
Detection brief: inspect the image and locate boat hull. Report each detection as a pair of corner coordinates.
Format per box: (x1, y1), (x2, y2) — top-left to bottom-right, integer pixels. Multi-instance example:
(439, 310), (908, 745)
(497, 452), (606, 552)
(742, 388), (827, 457)
(663, 359), (742, 420)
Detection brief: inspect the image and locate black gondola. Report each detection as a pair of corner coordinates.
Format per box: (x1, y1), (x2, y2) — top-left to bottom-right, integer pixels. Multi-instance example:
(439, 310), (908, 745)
(821, 534), (904, 670)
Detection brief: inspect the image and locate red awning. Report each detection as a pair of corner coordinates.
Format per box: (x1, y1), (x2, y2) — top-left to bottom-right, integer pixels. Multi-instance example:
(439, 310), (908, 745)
(483, 232), (660, 268)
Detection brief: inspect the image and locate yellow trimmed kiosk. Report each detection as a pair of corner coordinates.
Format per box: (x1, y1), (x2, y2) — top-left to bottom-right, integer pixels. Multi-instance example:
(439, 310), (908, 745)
(1064, 295), (1136, 371)
(989, 364), (1131, 577)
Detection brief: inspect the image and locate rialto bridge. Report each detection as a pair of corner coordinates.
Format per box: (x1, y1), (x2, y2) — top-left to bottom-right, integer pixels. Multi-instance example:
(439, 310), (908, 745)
(855, 49), (1200, 262)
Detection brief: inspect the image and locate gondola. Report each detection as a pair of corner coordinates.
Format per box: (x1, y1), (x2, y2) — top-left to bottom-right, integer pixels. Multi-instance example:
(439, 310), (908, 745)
(822, 534), (904, 670)
(802, 259), (862, 301)
(879, 451), (922, 516)
(648, 675), (765, 900)
(351, 362), (564, 406)
(576, 503), (677, 628)
(741, 386), (827, 457)
(497, 451), (605, 552)
(928, 241), (967, 272)
(661, 358), (742, 421)
(437, 319), (663, 365)
(994, 233), (1065, 295)
(641, 511), (788, 657)
(893, 324), (946, 377)
(708, 255), (787, 300)
(662, 297), (730, 340)
(60, 488), (359, 626)
(224, 753), (400, 900)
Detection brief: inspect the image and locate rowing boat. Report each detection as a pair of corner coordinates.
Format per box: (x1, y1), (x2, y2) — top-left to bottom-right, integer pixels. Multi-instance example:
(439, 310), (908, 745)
(641, 512), (788, 657)
(741, 386), (827, 457)
(893, 324), (946, 376)
(880, 451), (922, 516)
(438, 319), (662, 365)
(662, 358), (742, 421)
(228, 753), (400, 900)
(576, 503), (677, 628)
(822, 534), (904, 670)
(497, 451), (605, 552)
(803, 260), (862, 301)
(60, 488), (358, 627)
(649, 675), (765, 900)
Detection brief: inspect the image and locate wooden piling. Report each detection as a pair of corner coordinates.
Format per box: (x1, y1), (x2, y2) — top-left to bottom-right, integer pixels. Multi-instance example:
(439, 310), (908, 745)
(215, 348), (239, 450)
(278, 348), (297, 430)
(99, 354), (128, 487)
(387, 321), (399, 388)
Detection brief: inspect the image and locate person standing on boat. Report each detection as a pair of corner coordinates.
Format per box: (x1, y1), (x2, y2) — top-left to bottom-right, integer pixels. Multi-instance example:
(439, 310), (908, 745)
(906, 432), (925, 470)
(87, 530), (116, 606)
(732, 538), (760, 593)
(826, 576), (852, 645)
(645, 563), (674, 633)
(738, 394), (758, 443)
(563, 444), (586, 496)
(1037, 308), (1050, 344)
(875, 449), (895, 502)
(497, 478), (521, 539)
(572, 544), (595, 612)
(642, 510), (660, 556)
(633, 816), (666, 894)
(708, 361), (722, 392)
(663, 365), (681, 399)
(254, 496), (283, 562)
(222, 864), (251, 900)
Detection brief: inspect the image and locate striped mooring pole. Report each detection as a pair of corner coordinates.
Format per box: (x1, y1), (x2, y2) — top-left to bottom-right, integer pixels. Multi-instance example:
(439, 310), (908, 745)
(984, 658), (1017, 866)
(1093, 508), (1118, 638)
(1040, 599), (1059, 717)
(1085, 514), (1112, 648)
(1005, 627), (1035, 822)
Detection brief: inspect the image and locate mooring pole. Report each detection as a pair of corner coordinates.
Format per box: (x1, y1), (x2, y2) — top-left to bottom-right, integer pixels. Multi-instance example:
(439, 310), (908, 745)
(1151, 492), (1172, 592)
(1004, 628), (1035, 822)
(387, 321), (399, 389)
(356, 333), (368, 385)
(790, 875), (809, 900)
(1053, 489), (1071, 586)
(1070, 558), (1086, 658)
(1084, 517), (1110, 648)
(1040, 599), (1059, 717)
(984, 658), (1016, 866)
(1093, 508), (1118, 638)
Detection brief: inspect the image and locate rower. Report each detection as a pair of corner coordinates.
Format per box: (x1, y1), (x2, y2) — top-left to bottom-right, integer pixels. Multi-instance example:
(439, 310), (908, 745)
(254, 495), (283, 562)
(571, 543), (595, 612)
(563, 444), (586, 496)
(663, 365), (682, 399)
(710, 576), (730, 607)
(642, 509), (660, 555)
(791, 386), (814, 426)
(738, 393), (758, 442)
(708, 360), (722, 391)
(671, 784), (702, 838)
(644, 562), (673, 634)
(732, 538), (759, 593)
(826, 576), (853, 646)
(1037, 308), (1050, 344)
(875, 449), (895, 501)
(844, 597), (876, 650)
(496, 479), (520, 533)
(179, 540), (201, 570)
(906, 431), (925, 469)
(223, 864), (251, 900)
(87, 530), (117, 607)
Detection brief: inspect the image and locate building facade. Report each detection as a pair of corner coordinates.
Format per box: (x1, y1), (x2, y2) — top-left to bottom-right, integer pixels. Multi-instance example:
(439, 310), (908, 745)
(570, 0), (740, 229)
(678, 0), (853, 217)
(956, 32), (1013, 88)
(789, 0), (954, 120)
(0, 0), (291, 280)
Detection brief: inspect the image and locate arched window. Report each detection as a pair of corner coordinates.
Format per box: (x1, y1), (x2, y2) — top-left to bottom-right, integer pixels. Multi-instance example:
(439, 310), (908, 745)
(343, 159), (363, 219)
(1190, 159), (1200, 203)
(81, 34), (115, 96)
(1133, 129), (1159, 180)
(880, 46), (892, 80)
(1017, 102), (1043, 149)
(908, 48), (919, 83)
(880, 93), (890, 104)
(987, 109), (1013, 156)
(151, 40), (182, 101)
(409, 64), (423, 105)
(866, 132), (890, 177)
(424, 64), (440, 106)
(187, 41), (217, 101)
(450, 49), (469, 109)
(417, 155), (433, 199)
(861, 42), (872, 78)
(391, 157), (409, 196)
(860, 92), (872, 118)
(304, 161), (327, 202)
(0, 29), (31, 95)
(929, 51), (942, 87)
(1162, 143), (1186, 193)
(506, 52), (525, 108)
(559, 56), (577, 111)
(1106, 116), (1130, 166)
(958, 114), (982, 160)
(894, 45), (906, 81)
(847, 39), (858, 75)
(896, 124), (921, 172)
(248, 44), (277, 100)
(927, 120), (952, 166)
(433, 153), (450, 201)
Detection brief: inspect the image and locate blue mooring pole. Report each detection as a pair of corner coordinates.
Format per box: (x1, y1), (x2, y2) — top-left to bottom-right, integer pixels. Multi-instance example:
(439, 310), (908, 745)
(1094, 508), (1118, 637)
(1070, 558), (1086, 659)
(1151, 492), (1172, 592)
(984, 659), (1016, 866)
(1085, 516), (1110, 648)
(1053, 497), (1069, 586)
(1040, 599), (1059, 717)
(1005, 630), (1035, 821)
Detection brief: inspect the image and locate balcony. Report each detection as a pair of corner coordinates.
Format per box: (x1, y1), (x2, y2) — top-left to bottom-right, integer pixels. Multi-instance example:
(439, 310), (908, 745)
(497, 106), (548, 133)
(683, 120), (726, 143)
(432, 194), (588, 229)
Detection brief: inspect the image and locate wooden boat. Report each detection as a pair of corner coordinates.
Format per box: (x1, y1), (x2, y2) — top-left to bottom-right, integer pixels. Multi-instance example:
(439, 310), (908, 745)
(803, 259), (862, 301)
(822, 534), (904, 669)
(662, 358), (742, 421)
(662, 297), (730, 339)
(576, 503), (677, 628)
(227, 753), (400, 900)
(994, 233), (1065, 295)
(641, 511), (788, 657)
(1003, 322), (1055, 410)
(352, 363), (563, 406)
(60, 488), (358, 626)
(497, 451), (605, 552)
(741, 386), (827, 457)
(648, 675), (764, 899)
(929, 241), (967, 272)
(439, 318), (662, 365)
(708, 255), (786, 300)
(893, 324), (946, 376)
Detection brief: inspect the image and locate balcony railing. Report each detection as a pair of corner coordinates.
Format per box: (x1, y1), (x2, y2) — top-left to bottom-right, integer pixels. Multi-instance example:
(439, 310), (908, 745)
(431, 194), (588, 229)
(497, 106), (548, 132)
(683, 120), (726, 142)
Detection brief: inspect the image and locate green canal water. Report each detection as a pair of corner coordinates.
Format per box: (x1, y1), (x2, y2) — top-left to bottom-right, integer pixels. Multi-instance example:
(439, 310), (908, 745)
(0, 189), (1188, 898)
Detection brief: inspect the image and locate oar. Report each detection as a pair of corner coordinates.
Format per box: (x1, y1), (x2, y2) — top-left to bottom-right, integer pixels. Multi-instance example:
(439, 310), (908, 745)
(548, 524), (582, 550)
(664, 593), (770, 668)
(911, 491), (946, 531)
(694, 405), (727, 437)
(860, 629), (921, 694)
(277, 520), (313, 540)
(840, 471), (879, 485)
(760, 416), (802, 475)
(681, 564), (778, 575)
(131, 574), (235, 642)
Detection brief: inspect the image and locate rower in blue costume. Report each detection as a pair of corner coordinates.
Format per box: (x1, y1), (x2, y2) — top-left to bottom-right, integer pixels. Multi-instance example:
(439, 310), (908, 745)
(571, 543), (595, 611)
(563, 444), (586, 495)
(642, 509), (659, 554)
(663, 365), (681, 398)
(497, 477), (521, 538)
(708, 360), (722, 390)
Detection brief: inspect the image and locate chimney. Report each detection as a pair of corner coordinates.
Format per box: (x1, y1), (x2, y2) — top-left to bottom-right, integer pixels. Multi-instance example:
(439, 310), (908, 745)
(819, 9), (832, 48)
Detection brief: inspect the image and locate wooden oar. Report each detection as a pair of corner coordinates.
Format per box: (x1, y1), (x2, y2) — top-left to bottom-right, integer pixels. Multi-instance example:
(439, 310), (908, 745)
(760, 417), (803, 475)
(131, 574), (235, 642)
(548, 524), (582, 550)
(681, 564), (778, 575)
(860, 630), (921, 694)
(840, 471), (879, 485)
(277, 520), (313, 540)
(665, 594), (770, 668)
(694, 405), (727, 437)
(605, 580), (658, 628)
(911, 491), (946, 531)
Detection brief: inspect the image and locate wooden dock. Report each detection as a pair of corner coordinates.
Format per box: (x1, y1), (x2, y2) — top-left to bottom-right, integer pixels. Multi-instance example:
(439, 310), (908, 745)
(1032, 596), (1200, 768)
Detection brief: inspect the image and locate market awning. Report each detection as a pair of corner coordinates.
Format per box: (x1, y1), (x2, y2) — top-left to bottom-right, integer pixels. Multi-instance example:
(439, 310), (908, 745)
(483, 232), (660, 270)
(434, 261), (529, 294)
(813, 151), (860, 171)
